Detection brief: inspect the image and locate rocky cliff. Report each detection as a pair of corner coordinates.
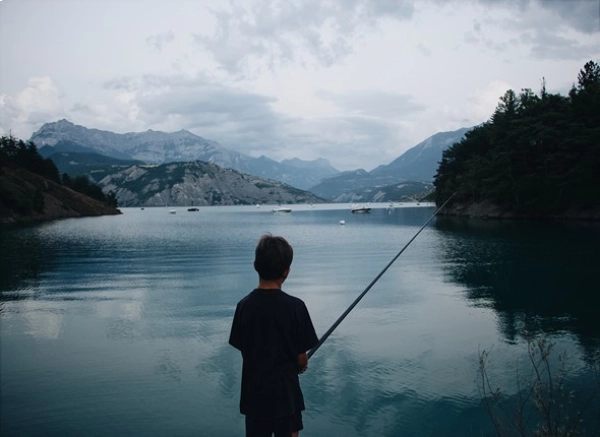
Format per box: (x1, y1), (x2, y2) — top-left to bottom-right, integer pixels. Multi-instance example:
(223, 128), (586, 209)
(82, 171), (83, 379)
(99, 161), (324, 207)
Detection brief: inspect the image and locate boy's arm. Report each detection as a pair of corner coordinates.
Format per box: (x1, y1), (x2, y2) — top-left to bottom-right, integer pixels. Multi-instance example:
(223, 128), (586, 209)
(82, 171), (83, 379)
(297, 352), (308, 374)
(296, 300), (318, 374)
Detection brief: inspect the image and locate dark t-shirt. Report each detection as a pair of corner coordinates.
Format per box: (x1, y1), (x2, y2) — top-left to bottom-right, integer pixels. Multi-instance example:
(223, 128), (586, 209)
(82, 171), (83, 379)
(229, 288), (319, 418)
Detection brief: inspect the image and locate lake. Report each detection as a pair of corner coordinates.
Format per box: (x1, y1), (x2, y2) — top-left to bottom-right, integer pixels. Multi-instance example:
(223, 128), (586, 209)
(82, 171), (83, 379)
(1, 204), (599, 436)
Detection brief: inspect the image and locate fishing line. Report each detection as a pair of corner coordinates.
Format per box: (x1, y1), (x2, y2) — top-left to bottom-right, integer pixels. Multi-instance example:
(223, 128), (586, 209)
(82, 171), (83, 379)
(307, 193), (456, 359)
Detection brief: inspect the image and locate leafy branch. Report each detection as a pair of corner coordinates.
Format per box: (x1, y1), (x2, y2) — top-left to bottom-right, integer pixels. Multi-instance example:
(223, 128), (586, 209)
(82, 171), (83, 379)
(478, 336), (600, 436)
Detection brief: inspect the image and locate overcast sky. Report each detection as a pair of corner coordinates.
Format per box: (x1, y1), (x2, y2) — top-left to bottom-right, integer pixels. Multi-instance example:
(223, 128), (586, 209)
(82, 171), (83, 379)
(1, 0), (598, 170)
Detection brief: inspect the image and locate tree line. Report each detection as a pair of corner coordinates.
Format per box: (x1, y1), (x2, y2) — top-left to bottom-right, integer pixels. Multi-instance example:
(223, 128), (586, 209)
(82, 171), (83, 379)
(0, 135), (118, 209)
(434, 60), (600, 216)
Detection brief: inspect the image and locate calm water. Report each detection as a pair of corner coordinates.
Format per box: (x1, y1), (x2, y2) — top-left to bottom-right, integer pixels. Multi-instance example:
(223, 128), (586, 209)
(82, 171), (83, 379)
(1, 204), (599, 436)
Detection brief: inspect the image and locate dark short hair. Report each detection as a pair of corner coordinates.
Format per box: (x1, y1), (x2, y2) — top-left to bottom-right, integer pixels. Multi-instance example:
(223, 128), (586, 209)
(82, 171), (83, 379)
(254, 234), (293, 280)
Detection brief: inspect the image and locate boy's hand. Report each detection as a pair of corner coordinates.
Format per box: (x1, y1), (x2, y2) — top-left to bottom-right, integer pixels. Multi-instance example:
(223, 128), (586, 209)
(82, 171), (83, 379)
(297, 352), (308, 374)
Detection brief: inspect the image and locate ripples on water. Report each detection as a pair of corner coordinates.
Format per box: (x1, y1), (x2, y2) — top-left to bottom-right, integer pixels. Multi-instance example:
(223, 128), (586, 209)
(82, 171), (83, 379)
(1, 205), (599, 436)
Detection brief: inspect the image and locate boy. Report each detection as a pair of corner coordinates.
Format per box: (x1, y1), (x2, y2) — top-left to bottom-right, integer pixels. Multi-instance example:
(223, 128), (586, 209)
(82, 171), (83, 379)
(229, 234), (319, 437)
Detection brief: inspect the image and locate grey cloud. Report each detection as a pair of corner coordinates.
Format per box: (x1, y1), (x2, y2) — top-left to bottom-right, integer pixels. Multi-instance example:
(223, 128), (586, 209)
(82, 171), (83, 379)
(367, 0), (414, 19)
(139, 83), (276, 118)
(475, 0), (598, 33)
(26, 110), (59, 125)
(146, 31), (175, 51)
(98, 73), (408, 170)
(462, 1), (598, 57)
(522, 28), (599, 60)
(0, 97), (18, 128)
(107, 74), (286, 155)
(104, 74), (189, 92)
(463, 31), (480, 45)
(195, 0), (596, 80)
(282, 115), (407, 170)
(70, 102), (96, 116)
(316, 89), (426, 118)
(193, 0), (415, 76)
(534, 0), (599, 34)
(0, 77), (67, 138)
(484, 38), (509, 53)
(462, 33), (509, 53)
(104, 76), (142, 91)
(416, 42), (432, 56)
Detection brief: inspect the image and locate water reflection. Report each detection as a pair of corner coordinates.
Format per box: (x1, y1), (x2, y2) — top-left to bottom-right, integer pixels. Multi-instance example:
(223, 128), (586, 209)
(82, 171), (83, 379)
(436, 217), (600, 354)
(0, 224), (59, 304)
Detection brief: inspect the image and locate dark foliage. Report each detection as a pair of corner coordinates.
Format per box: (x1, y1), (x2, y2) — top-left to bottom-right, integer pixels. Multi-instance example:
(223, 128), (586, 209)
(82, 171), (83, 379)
(62, 174), (118, 208)
(434, 60), (600, 215)
(0, 135), (61, 183)
(1, 135), (118, 208)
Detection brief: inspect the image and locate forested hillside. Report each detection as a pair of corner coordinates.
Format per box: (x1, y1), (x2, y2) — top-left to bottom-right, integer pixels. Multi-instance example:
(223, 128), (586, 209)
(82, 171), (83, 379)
(0, 136), (120, 224)
(434, 61), (600, 219)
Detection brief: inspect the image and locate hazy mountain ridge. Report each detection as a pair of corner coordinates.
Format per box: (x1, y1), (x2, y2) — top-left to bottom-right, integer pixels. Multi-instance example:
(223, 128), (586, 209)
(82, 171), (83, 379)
(328, 181), (434, 203)
(310, 127), (470, 201)
(99, 161), (324, 207)
(30, 120), (339, 189)
(309, 169), (372, 199)
(371, 127), (471, 180)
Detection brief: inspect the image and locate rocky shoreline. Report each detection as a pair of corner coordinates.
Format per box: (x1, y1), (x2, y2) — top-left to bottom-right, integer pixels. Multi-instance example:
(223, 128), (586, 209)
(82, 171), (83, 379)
(440, 200), (600, 221)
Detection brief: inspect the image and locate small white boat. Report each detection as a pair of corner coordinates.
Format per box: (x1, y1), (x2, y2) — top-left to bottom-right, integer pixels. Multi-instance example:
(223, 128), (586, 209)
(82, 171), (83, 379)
(169, 209), (176, 214)
(339, 220), (346, 225)
(351, 206), (371, 213)
(272, 207), (292, 213)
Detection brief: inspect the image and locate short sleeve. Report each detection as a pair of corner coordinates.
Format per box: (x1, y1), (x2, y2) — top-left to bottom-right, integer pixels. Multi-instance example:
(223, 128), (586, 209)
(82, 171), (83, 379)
(229, 303), (243, 351)
(297, 302), (319, 353)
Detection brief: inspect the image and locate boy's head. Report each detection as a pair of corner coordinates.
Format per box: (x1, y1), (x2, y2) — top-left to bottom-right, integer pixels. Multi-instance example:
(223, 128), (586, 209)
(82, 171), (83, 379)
(254, 234), (293, 280)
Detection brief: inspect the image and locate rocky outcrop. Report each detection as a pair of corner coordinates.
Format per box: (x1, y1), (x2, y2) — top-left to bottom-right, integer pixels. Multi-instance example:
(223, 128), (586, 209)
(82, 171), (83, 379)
(0, 166), (121, 225)
(99, 161), (324, 207)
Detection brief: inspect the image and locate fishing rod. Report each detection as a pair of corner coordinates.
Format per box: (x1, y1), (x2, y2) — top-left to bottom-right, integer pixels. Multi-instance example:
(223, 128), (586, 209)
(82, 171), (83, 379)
(307, 193), (456, 359)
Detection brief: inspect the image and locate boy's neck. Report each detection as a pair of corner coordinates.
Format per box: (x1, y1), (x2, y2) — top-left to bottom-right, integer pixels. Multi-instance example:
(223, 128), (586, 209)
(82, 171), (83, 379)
(257, 278), (284, 290)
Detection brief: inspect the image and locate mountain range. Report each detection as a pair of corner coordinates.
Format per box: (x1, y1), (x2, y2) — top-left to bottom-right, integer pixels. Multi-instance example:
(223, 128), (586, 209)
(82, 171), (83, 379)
(31, 120), (472, 203)
(309, 127), (470, 201)
(31, 120), (338, 190)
